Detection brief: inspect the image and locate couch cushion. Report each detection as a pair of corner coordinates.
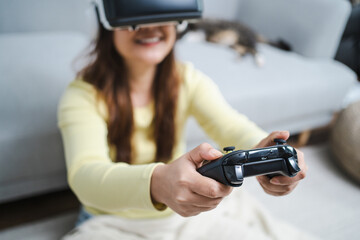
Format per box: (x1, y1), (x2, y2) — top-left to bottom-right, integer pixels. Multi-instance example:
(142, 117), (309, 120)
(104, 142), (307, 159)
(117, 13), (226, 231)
(203, 0), (244, 20)
(0, 0), (95, 36)
(175, 40), (357, 139)
(236, 0), (351, 59)
(0, 32), (89, 201)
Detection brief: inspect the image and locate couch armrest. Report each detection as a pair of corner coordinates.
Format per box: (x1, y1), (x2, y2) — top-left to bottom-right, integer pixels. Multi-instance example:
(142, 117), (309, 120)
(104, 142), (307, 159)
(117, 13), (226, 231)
(236, 0), (351, 58)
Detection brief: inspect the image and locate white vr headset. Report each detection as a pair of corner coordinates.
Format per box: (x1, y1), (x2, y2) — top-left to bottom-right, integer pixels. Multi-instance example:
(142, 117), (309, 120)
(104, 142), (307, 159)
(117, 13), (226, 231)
(93, 0), (203, 31)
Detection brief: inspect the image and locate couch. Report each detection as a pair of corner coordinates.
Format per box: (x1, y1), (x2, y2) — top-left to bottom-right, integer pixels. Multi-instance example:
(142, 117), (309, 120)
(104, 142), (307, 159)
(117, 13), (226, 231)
(0, 0), (357, 204)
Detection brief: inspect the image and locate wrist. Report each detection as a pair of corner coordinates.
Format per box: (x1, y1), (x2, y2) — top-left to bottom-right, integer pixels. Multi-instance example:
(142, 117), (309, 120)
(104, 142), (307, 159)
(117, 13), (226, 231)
(150, 164), (167, 209)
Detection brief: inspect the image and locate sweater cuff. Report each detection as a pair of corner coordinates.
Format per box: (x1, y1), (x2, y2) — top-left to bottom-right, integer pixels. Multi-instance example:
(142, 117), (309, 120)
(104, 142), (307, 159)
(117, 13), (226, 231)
(144, 162), (168, 211)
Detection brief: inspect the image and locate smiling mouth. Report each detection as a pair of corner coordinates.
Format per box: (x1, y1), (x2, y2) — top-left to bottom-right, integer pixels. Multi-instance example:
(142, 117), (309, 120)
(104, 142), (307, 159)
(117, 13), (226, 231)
(135, 37), (164, 45)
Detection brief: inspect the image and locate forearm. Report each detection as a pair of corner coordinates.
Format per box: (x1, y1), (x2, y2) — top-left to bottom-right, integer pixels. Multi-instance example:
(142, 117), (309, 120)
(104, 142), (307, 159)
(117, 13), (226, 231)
(199, 107), (268, 150)
(69, 160), (163, 212)
(58, 81), (165, 213)
(187, 66), (267, 150)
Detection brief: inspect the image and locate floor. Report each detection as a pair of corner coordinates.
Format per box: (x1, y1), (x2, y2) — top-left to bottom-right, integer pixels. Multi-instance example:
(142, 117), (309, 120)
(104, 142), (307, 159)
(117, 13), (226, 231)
(0, 190), (79, 230)
(246, 144), (360, 240)
(1, 128), (359, 240)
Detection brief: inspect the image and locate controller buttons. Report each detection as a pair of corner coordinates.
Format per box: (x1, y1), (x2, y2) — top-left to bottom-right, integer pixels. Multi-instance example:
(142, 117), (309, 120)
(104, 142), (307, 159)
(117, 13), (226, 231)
(261, 149), (274, 160)
(223, 146), (235, 153)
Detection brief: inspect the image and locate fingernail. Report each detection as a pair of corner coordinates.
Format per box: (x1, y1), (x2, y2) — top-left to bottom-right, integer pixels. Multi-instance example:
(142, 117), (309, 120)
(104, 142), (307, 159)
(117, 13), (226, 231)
(209, 149), (222, 158)
(270, 179), (280, 184)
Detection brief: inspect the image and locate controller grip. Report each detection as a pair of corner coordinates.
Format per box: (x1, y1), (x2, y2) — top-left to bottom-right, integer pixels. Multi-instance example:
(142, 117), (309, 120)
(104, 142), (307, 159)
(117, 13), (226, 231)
(197, 159), (229, 185)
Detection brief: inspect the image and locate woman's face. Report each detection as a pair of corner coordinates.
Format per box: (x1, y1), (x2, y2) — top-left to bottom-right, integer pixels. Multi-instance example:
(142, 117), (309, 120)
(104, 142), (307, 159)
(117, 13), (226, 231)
(113, 25), (177, 66)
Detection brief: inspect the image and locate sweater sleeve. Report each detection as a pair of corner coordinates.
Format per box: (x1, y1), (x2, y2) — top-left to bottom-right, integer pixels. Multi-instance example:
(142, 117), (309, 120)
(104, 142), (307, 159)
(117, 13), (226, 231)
(186, 64), (268, 150)
(57, 81), (164, 213)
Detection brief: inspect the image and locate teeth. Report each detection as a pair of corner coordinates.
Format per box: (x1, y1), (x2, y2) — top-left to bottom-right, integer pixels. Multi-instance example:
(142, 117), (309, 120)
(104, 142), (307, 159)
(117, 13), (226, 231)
(137, 37), (161, 44)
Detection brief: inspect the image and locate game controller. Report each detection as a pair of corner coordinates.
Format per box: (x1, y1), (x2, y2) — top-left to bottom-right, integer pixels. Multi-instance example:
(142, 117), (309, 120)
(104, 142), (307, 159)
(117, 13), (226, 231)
(197, 139), (300, 187)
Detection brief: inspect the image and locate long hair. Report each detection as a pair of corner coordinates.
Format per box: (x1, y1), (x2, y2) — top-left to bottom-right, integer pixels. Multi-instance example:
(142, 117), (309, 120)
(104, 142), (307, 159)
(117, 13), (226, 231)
(78, 24), (180, 164)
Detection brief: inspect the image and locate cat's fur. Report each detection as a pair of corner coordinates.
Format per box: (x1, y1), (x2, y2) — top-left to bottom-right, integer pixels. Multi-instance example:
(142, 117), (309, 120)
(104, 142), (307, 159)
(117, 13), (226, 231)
(178, 19), (291, 67)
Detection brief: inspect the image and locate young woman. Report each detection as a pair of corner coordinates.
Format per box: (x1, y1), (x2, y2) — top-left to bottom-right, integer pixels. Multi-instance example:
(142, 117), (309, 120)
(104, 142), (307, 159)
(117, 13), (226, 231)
(58, 22), (315, 239)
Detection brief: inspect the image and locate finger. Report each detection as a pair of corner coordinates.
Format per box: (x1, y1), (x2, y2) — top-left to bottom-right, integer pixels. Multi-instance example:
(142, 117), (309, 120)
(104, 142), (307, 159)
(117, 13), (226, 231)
(190, 194), (224, 208)
(261, 185), (294, 197)
(269, 150), (307, 185)
(175, 188), (224, 208)
(259, 181), (292, 194)
(187, 143), (223, 167)
(296, 150), (308, 175)
(191, 174), (233, 198)
(257, 176), (297, 194)
(269, 174), (304, 185)
(178, 205), (217, 217)
(257, 131), (290, 148)
(257, 176), (294, 192)
(194, 205), (218, 213)
(267, 131), (290, 145)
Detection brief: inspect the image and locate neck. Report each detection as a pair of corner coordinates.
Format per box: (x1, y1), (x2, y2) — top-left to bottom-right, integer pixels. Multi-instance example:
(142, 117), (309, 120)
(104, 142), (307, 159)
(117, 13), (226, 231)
(126, 61), (157, 107)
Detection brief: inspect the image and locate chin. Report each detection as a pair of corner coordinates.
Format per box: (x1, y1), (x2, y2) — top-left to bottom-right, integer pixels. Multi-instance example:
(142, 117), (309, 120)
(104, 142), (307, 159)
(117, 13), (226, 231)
(139, 53), (170, 65)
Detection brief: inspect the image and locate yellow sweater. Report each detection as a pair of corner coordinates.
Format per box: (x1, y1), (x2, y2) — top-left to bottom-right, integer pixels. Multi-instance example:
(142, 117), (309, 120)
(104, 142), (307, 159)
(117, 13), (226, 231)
(58, 62), (267, 219)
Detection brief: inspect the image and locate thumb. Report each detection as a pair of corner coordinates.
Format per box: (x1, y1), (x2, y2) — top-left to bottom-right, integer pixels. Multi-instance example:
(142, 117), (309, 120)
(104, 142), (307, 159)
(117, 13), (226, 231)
(257, 131), (290, 148)
(187, 143), (223, 167)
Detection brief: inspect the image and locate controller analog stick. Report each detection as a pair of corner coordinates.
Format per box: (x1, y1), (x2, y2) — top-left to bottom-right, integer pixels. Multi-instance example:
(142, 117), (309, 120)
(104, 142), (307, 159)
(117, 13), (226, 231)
(274, 138), (286, 145)
(223, 146), (235, 152)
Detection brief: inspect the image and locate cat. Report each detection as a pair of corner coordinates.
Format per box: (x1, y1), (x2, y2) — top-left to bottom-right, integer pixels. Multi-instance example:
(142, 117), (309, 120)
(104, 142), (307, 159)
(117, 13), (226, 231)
(177, 19), (291, 67)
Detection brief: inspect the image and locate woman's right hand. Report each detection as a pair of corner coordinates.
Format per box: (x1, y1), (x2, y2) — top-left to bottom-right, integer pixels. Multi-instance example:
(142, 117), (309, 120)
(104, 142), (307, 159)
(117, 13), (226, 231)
(150, 143), (233, 217)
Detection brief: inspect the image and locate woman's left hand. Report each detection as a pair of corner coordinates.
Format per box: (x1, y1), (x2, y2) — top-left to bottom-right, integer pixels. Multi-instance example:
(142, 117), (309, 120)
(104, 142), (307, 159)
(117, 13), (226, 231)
(254, 131), (308, 196)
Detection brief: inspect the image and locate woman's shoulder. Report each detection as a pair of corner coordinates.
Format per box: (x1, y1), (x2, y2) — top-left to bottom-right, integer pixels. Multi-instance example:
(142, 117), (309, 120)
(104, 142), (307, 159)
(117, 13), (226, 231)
(58, 78), (100, 110)
(177, 61), (212, 85)
(176, 61), (200, 80)
(176, 61), (215, 93)
(67, 78), (97, 95)
(58, 78), (108, 124)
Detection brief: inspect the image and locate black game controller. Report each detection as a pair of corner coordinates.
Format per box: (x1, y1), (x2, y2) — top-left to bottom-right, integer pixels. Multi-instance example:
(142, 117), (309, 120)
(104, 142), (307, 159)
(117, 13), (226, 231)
(197, 139), (300, 187)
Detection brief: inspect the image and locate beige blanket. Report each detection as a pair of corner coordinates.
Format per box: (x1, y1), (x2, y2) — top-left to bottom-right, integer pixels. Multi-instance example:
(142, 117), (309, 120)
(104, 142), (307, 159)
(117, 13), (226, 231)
(62, 189), (320, 240)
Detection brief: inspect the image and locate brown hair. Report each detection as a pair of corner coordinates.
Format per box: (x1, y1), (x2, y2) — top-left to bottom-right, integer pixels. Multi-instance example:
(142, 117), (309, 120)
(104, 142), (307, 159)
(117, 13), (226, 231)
(78, 25), (180, 164)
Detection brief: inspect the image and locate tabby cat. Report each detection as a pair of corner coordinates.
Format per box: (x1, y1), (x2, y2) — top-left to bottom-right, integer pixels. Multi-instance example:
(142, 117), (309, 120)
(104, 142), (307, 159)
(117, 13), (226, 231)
(178, 19), (291, 67)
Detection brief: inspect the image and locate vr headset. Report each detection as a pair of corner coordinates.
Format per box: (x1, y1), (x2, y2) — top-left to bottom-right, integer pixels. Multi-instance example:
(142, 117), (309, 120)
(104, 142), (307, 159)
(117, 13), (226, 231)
(93, 0), (203, 31)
